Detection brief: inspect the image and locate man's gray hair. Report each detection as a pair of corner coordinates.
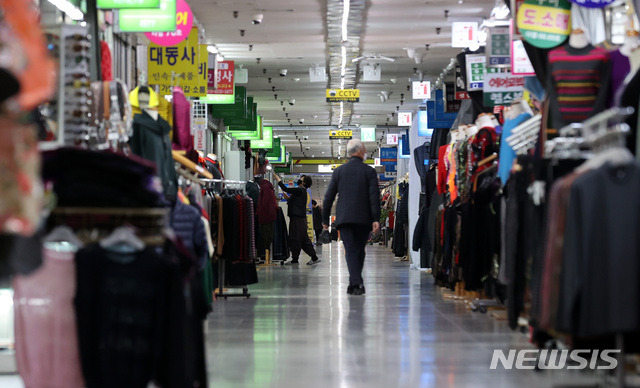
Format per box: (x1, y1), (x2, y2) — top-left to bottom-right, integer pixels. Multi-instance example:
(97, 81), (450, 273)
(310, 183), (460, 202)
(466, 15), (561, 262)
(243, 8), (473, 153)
(347, 139), (365, 156)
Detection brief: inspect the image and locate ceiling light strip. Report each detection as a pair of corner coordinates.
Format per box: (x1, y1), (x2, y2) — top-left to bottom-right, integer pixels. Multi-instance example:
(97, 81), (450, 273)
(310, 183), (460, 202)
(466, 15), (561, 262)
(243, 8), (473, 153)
(341, 0), (350, 42)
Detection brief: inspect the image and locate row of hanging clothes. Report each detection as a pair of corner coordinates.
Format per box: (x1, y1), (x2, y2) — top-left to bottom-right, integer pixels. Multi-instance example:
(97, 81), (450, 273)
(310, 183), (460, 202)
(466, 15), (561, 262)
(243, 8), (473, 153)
(503, 107), (640, 352)
(12, 147), (209, 388)
(429, 112), (504, 292)
(391, 177), (409, 258)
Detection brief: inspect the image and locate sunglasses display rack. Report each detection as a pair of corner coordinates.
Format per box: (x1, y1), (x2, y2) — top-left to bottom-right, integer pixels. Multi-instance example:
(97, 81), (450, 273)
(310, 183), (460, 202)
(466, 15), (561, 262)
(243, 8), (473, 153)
(89, 79), (134, 152)
(40, 24), (94, 150)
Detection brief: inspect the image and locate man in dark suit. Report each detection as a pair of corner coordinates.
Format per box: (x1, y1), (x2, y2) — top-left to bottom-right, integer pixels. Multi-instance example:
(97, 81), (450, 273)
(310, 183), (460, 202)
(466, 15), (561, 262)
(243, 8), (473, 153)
(323, 139), (381, 295)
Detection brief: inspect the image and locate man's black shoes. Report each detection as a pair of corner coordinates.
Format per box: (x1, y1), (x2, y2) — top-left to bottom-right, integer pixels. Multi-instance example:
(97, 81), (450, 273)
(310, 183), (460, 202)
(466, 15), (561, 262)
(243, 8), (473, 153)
(347, 284), (365, 295)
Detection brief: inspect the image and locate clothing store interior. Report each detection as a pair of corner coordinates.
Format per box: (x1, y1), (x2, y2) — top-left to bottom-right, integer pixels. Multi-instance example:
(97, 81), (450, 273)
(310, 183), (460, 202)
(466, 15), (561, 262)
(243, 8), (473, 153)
(2, 0), (640, 387)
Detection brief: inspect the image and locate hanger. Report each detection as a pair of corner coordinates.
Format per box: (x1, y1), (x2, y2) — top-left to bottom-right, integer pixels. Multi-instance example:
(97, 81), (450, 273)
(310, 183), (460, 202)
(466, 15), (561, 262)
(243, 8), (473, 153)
(172, 150), (214, 179)
(43, 225), (84, 251)
(100, 226), (145, 250)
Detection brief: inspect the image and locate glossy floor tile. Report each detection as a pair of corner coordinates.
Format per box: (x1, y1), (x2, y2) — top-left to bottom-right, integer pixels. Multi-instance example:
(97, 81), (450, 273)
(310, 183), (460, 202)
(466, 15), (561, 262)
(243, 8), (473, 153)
(206, 242), (603, 388)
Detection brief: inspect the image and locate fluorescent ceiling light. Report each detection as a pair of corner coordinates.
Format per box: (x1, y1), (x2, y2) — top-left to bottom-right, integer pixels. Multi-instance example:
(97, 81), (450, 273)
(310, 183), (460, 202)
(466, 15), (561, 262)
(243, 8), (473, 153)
(339, 101), (344, 125)
(341, 46), (347, 77)
(341, 0), (350, 42)
(207, 45), (218, 54)
(47, 0), (83, 20)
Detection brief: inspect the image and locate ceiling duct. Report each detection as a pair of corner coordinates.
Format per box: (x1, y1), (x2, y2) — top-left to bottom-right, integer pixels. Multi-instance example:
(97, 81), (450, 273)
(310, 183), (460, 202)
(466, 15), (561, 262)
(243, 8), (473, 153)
(326, 0), (366, 127)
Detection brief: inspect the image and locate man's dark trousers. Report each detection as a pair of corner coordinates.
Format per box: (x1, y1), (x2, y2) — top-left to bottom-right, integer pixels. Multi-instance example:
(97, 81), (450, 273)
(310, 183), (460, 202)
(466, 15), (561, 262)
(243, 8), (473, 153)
(288, 216), (317, 261)
(339, 224), (370, 286)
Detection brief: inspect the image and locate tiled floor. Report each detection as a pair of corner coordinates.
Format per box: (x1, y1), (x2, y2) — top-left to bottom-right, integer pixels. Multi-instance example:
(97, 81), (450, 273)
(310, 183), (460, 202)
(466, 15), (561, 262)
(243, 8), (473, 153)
(0, 242), (609, 387)
(206, 242), (602, 388)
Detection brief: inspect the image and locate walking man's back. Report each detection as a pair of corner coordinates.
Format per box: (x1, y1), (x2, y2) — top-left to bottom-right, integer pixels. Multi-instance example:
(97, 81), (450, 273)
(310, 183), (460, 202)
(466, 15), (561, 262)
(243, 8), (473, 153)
(323, 139), (381, 295)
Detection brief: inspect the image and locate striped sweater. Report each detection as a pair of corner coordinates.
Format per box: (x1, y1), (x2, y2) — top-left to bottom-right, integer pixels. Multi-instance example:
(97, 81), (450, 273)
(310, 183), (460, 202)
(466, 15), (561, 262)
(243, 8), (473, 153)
(547, 44), (611, 130)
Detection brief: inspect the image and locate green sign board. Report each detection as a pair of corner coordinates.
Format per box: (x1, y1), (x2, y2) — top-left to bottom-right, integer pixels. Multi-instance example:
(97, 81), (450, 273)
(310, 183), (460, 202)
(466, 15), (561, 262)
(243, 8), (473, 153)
(251, 126), (274, 149)
(360, 126), (376, 142)
(486, 26), (511, 67)
(267, 145), (287, 163)
(267, 138), (282, 157)
(200, 94), (235, 104)
(118, 0), (176, 32)
(99, 0), (160, 9)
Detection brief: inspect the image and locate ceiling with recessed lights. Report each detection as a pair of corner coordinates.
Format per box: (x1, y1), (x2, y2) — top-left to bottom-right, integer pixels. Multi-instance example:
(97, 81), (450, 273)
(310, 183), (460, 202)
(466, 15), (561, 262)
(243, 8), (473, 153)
(188, 0), (496, 158)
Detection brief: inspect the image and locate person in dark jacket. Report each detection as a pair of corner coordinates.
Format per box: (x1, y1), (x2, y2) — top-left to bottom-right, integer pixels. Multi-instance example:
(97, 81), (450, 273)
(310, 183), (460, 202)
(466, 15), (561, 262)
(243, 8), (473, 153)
(312, 200), (323, 244)
(323, 139), (381, 295)
(274, 173), (320, 265)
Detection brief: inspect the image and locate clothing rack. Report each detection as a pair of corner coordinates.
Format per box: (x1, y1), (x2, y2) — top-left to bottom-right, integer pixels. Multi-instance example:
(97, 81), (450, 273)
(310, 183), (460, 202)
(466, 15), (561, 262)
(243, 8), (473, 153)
(505, 115), (542, 155)
(202, 178), (252, 299)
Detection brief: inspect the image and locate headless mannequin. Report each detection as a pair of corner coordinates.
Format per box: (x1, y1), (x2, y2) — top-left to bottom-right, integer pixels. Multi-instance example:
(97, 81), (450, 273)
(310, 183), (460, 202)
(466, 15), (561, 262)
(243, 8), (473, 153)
(465, 125), (479, 138)
(569, 28), (589, 49)
(138, 87), (159, 120)
(475, 113), (495, 129)
(505, 100), (533, 121)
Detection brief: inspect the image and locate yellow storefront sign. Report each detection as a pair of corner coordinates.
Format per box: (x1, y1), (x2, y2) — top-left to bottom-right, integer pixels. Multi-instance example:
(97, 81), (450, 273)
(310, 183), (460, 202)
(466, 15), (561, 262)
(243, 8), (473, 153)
(326, 89), (360, 102)
(148, 28), (208, 97)
(329, 130), (353, 139)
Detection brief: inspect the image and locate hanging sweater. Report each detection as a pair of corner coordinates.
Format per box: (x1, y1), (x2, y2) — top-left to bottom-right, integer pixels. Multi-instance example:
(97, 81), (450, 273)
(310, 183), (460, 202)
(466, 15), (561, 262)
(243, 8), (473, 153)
(547, 44), (611, 130)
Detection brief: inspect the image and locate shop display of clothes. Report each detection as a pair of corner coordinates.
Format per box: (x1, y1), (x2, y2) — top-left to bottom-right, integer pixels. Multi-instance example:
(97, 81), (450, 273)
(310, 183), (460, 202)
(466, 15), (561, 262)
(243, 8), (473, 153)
(392, 182), (408, 257)
(546, 44), (611, 130)
(129, 110), (179, 201)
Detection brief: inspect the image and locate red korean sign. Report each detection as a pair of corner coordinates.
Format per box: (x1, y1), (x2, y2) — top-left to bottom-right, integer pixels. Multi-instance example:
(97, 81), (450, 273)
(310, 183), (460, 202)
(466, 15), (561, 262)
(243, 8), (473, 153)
(483, 72), (525, 107)
(207, 60), (234, 95)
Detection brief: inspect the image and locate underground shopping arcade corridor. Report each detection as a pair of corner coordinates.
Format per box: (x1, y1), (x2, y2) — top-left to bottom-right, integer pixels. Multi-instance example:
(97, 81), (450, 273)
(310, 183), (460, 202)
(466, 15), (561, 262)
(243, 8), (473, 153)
(205, 242), (600, 388)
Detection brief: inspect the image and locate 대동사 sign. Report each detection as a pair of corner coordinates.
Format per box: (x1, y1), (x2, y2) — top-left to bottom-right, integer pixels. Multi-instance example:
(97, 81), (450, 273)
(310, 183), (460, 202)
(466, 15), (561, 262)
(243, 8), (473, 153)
(517, 0), (571, 49)
(483, 72), (525, 106)
(147, 28), (207, 96)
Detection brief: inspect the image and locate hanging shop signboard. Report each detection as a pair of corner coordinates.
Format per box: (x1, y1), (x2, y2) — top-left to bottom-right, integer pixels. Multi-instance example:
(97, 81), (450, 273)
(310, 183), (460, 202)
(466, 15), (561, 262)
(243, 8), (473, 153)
(466, 54), (499, 91)
(360, 126), (376, 142)
(511, 39), (535, 75)
(326, 89), (360, 102)
(329, 130), (353, 139)
(486, 26), (511, 67)
(412, 81), (431, 100)
(451, 22), (478, 48)
(380, 147), (397, 165)
(266, 138), (282, 157)
(398, 111), (412, 126)
(250, 126), (274, 149)
(386, 133), (399, 145)
(517, 0), (572, 49)
(511, 0), (526, 37)
(483, 72), (525, 106)
(208, 60), (235, 94)
(194, 127), (205, 150)
(455, 64), (471, 100)
(118, 0), (176, 32)
(144, 0), (192, 46)
(384, 164), (397, 178)
(569, 0), (614, 8)
(98, 0), (160, 9)
(417, 110), (433, 138)
(444, 82), (462, 113)
(148, 28), (207, 97)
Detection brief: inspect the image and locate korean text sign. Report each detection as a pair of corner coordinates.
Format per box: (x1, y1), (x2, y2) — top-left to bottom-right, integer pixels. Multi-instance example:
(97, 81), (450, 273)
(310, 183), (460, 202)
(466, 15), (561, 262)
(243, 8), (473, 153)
(147, 28), (207, 97)
(517, 0), (571, 49)
(208, 61), (235, 95)
(483, 72), (525, 106)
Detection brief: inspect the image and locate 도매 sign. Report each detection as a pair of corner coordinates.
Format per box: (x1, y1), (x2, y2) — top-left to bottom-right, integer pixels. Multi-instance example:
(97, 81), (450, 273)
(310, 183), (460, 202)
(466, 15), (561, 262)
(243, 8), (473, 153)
(517, 0), (572, 49)
(118, 0), (176, 32)
(144, 0), (192, 46)
(398, 111), (412, 126)
(329, 130), (353, 139)
(326, 89), (360, 102)
(451, 22), (478, 48)
(412, 81), (431, 99)
(483, 72), (525, 107)
(147, 28), (207, 96)
(511, 39), (535, 75)
(466, 54), (499, 91)
(487, 26), (511, 67)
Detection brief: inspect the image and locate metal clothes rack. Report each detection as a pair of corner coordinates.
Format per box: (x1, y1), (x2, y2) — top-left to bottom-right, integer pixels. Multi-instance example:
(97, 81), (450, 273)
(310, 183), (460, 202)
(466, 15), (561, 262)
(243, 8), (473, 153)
(202, 178), (252, 299)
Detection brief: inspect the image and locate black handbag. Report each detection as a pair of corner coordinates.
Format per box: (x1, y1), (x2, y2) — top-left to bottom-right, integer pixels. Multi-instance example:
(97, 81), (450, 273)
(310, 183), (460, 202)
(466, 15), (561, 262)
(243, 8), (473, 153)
(319, 229), (332, 244)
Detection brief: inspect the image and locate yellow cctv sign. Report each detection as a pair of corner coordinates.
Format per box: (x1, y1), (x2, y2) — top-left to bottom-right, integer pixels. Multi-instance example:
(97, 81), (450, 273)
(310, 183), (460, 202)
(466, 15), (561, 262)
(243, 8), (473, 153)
(326, 89), (360, 102)
(329, 130), (353, 139)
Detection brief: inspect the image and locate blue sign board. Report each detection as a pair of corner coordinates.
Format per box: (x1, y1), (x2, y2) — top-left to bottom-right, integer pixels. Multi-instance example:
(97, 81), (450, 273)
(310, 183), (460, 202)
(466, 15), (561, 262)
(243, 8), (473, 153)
(426, 89), (457, 129)
(417, 110), (433, 138)
(380, 147), (398, 165)
(399, 137), (410, 159)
